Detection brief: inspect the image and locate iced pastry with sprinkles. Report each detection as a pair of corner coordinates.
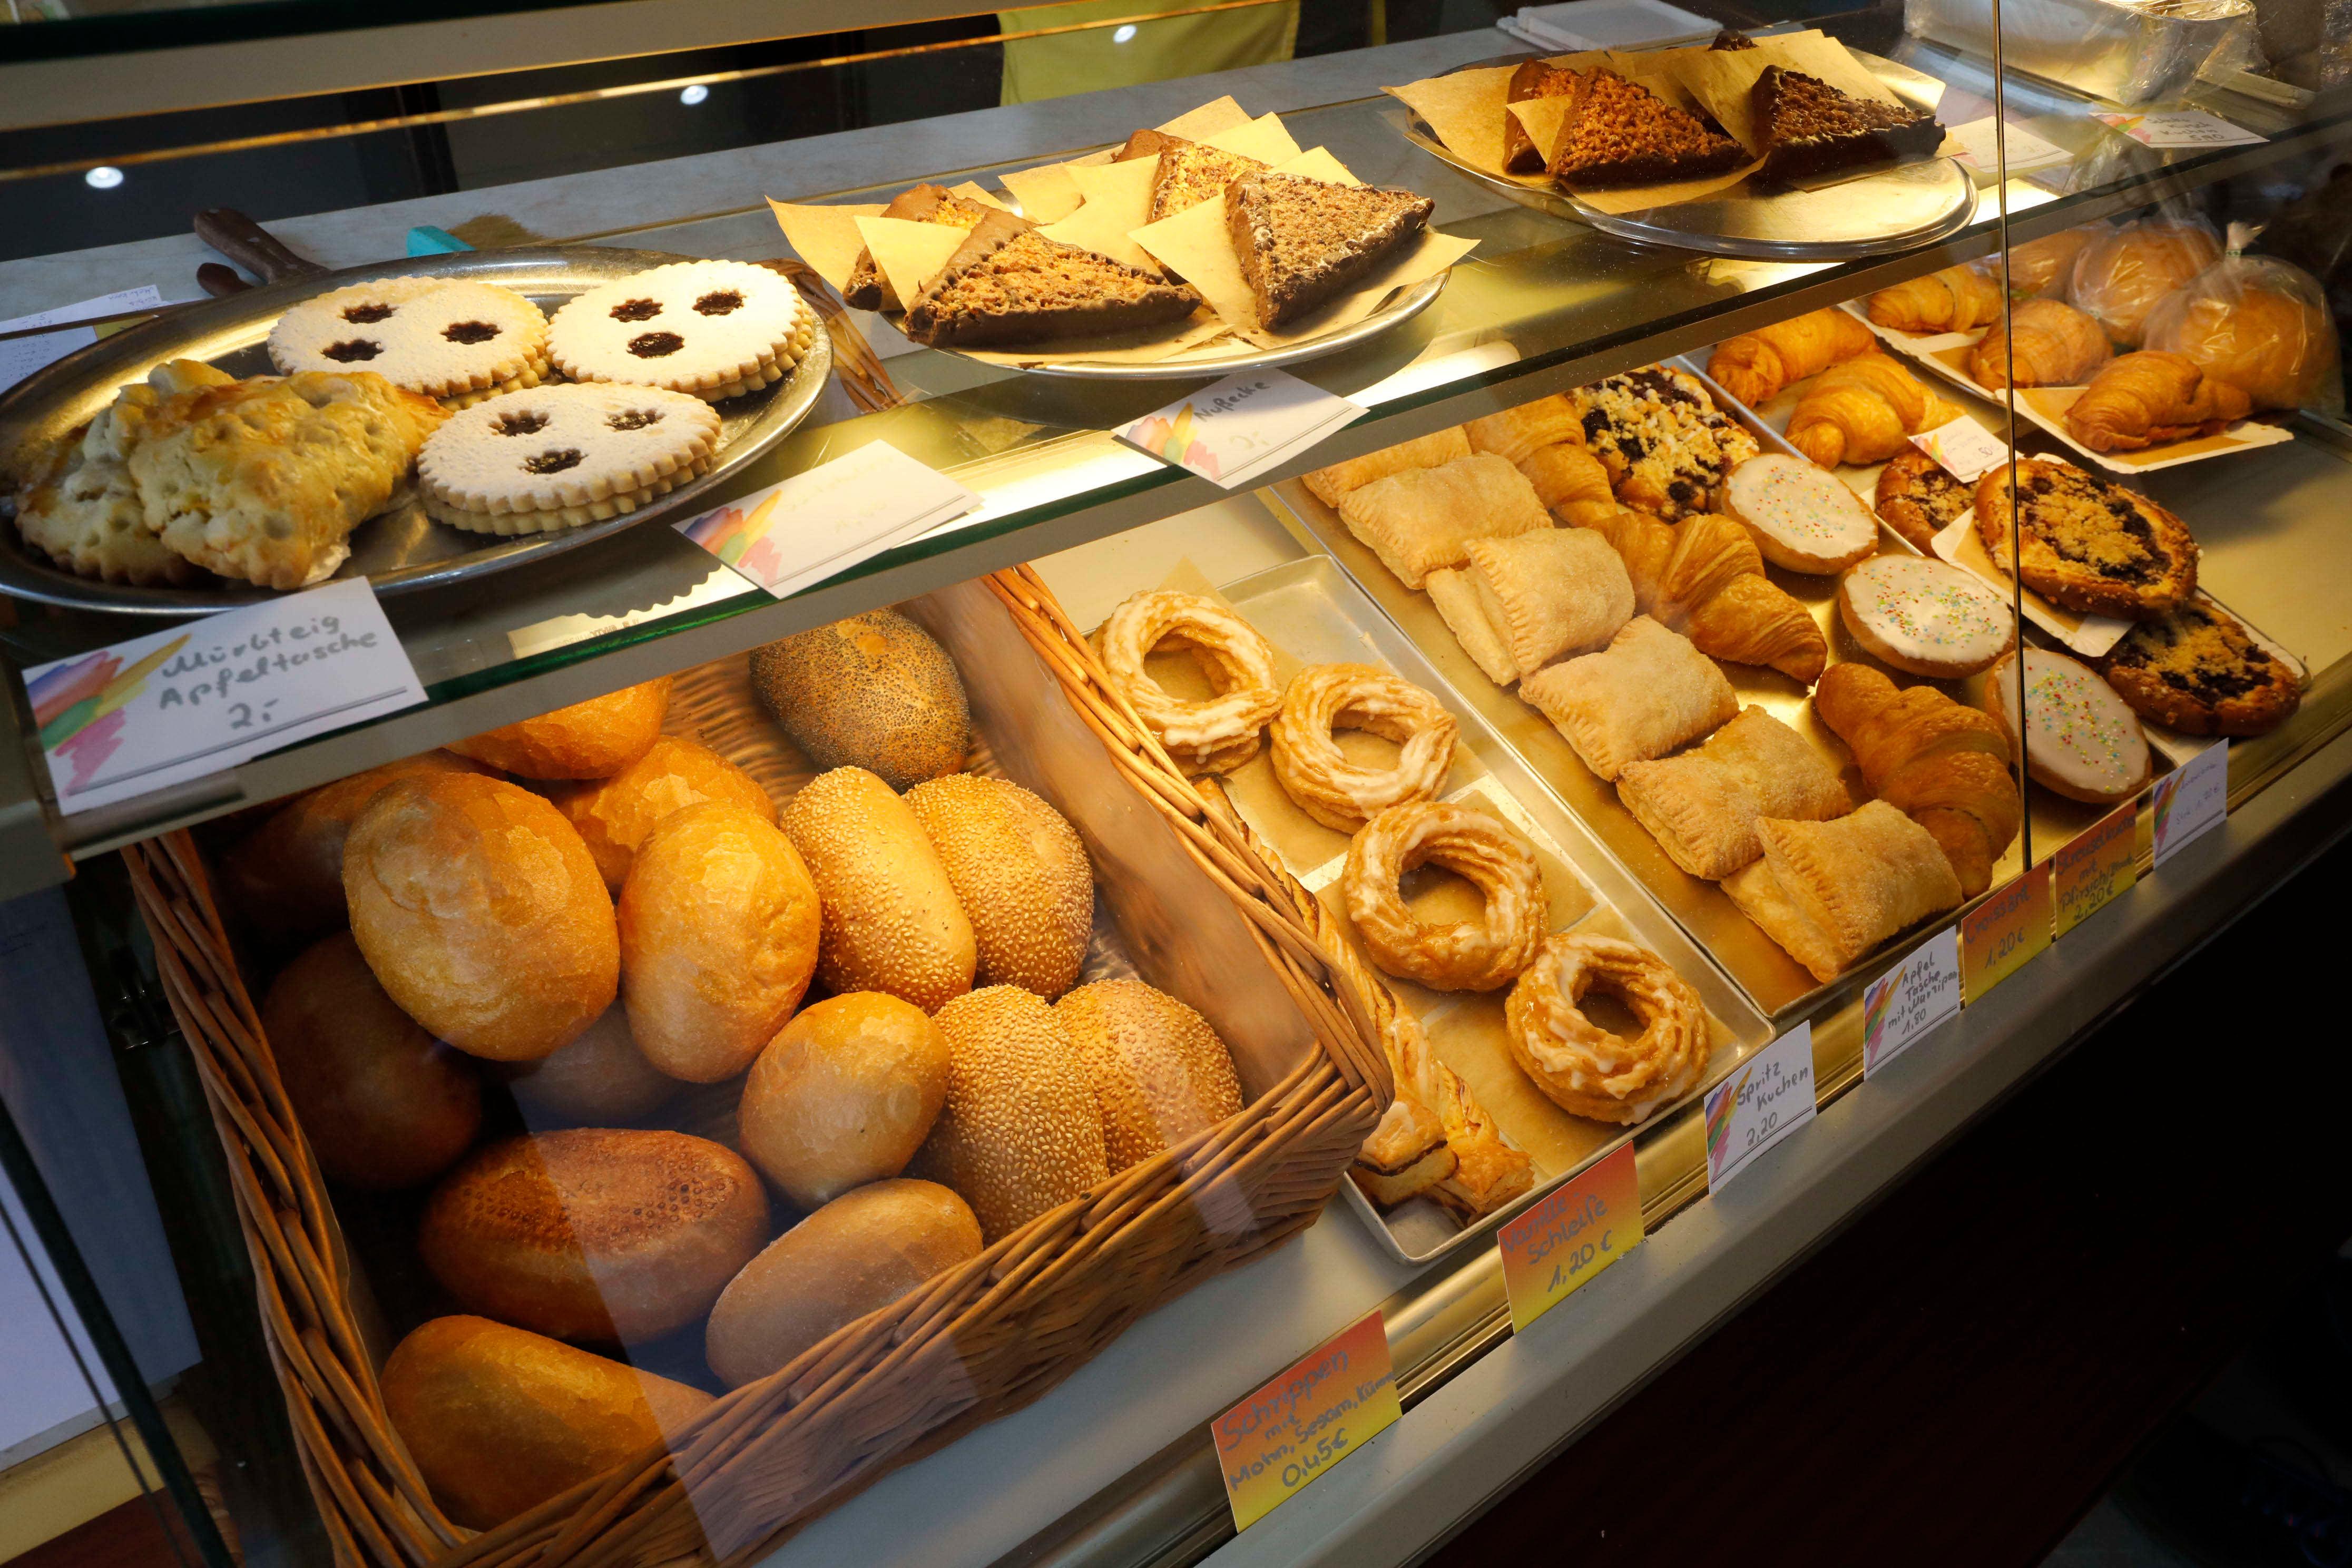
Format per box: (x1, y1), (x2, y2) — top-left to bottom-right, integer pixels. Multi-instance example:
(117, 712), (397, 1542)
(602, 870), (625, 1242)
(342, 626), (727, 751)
(1567, 366), (1761, 521)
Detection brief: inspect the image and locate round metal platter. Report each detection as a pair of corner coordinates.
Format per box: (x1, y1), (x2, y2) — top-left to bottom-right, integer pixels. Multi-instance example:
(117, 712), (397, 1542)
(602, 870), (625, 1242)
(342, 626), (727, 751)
(907, 270), (1449, 381)
(0, 246), (831, 616)
(1393, 50), (1978, 261)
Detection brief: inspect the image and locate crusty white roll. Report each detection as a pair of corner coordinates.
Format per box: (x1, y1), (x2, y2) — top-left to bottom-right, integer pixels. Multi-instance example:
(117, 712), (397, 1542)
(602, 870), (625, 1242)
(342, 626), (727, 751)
(739, 992), (949, 1210)
(447, 678), (672, 779)
(779, 767), (976, 1013)
(542, 734), (775, 890)
(704, 1179), (982, 1389)
(905, 773), (1093, 999)
(497, 1006), (678, 1126)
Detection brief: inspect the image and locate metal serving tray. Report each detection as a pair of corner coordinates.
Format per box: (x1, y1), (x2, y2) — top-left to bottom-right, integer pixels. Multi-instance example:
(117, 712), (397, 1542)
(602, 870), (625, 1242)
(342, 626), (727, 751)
(0, 247), (831, 616)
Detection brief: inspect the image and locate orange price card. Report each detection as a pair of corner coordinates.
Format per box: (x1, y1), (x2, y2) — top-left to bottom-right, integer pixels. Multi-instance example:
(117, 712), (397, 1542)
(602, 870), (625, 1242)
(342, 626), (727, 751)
(1496, 1142), (1642, 1332)
(2053, 799), (2140, 938)
(1959, 863), (2052, 1003)
(1211, 1309), (1400, 1531)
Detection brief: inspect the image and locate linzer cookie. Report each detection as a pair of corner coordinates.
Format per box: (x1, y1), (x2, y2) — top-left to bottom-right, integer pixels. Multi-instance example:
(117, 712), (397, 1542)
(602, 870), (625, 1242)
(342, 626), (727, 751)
(548, 261), (813, 401)
(418, 384), (720, 535)
(268, 278), (550, 405)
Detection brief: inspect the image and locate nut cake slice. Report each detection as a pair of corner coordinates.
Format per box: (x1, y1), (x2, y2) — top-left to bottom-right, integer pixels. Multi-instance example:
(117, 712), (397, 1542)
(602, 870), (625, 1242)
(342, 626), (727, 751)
(1750, 65), (1942, 184)
(1148, 138), (1268, 222)
(903, 211), (1202, 348)
(1548, 68), (1747, 189)
(844, 183), (1004, 311)
(1224, 170), (1436, 331)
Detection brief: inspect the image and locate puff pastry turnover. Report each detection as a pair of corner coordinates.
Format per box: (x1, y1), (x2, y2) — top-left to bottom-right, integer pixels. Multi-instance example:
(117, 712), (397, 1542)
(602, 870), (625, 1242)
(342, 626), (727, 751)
(1304, 427), (1471, 506)
(1461, 527), (1634, 679)
(1336, 453), (1552, 589)
(1517, 616), (1738, 781)
(1615, 706), (1850, 880)
(1721, 800), (1963, 983)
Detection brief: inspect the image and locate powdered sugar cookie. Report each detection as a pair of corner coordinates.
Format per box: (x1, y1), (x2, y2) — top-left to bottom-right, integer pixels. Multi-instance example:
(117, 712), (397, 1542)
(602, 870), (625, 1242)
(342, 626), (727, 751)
(419, 383), (720, 535)
(1983, 648), (2150, 805)
(269, 278), (549, 403)
(1726, 453), (1880, 574)
(547, 261), (812, 402)
(1837, 555), (2014, 679)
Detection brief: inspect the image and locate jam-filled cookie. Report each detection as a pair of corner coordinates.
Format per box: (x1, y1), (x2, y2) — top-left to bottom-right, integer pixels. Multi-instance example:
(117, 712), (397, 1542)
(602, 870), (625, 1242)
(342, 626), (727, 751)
(2100, 598), (2302, 737)
(418, 383), (721, 535)
(1973, 458), (2198, 620)
(547, 261), (814, 402)
(268, 278), (550, 405)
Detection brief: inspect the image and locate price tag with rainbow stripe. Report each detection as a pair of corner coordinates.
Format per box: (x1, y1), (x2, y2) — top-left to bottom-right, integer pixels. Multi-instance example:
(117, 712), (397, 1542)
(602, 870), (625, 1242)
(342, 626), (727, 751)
(1702, 1023), (1816, 1191)
(1119, 369), (1363, 489)
(1861, 926), (1962, 1079)
(1210, 1310), (1399, 1530)
(2151, 740), (2228, 868)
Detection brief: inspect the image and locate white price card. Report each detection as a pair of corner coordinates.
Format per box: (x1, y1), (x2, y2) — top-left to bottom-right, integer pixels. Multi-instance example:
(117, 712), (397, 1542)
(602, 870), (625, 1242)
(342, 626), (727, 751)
(26, 578), (424, 817)
(1702, 1022), (1817, 1191)
(2151, 738), (2229, 867)
(1910, 415), (2010, 483)
(0, 285), (165, 392)
(678, 440), (980, 599)
(1944, 117), (2072, 176)
(2093, 110), (2266, 150)
(1120, 369), (1364, 489)
(1861, 927), (1962, 1079)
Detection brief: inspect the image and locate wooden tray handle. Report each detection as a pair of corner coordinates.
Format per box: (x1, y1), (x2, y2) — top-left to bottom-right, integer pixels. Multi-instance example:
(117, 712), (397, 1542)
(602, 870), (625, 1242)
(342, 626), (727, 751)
(193, 209), (327, 288)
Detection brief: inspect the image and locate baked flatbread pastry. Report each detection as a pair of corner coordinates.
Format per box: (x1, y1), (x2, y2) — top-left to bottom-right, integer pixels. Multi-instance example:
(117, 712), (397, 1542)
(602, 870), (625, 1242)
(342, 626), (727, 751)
(1302, 427), (1469, 506)
(128, 370), (445, 589)
(10, 359), (233, 586)
(1462, 527), (1634, 677)
(1615, 706), (1850, 880)
(1335, 453), (1551, 589)
(1722, 801), (1963, 983)
(1517, 615), (1739, 781)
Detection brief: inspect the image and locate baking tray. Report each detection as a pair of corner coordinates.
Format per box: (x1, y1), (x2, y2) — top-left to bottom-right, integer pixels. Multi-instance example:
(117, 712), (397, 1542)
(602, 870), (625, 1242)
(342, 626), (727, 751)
(1178, 553), (1770, 1266)
(1386, 50), (1977, 260)
(0, 247), (832, 616)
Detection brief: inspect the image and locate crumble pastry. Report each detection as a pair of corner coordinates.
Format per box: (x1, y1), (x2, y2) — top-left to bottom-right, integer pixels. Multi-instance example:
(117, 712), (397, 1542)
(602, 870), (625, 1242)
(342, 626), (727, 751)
(2101, 599), (2301, 737)
(1567, 365), (1761, 520)
(1974, 457), (2198, 620)
(269, 278), (550, 404)
(1149, 138), (1268, 221)
(419, 383), (721, 535)
(550, 260), (813, 401)
(1749, 66), (1942, 185)
(1503, 62), (1581, 173)
(1224, 170), (1434, 330)
(904, 211), (1201, 347)
(843, 184), (1000, 311)
(1873, 447), (1973, 552)
(1549, 68), (1746, 189)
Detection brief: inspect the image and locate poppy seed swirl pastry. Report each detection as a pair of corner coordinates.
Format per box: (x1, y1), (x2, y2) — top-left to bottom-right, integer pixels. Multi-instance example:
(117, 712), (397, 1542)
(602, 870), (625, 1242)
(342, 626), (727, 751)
(1093, 589), (1282, 774)
(1343, 800), (1545, 992)
(1503, 933), (1709, 1126)
(1269, 663), (1458, 831)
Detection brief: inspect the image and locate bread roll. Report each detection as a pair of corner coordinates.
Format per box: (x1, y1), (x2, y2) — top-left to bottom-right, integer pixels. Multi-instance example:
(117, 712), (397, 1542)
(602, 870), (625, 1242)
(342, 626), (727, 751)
(344, 774), (618, 1062)
(221, 751), (493, 947)
(448, 677), (673, 779)
(704, 1180), (981, 1389)
(541, 736), (773, 891)
(383, 1316), (713, 1529)
(739, 993), (949, 1209)
(1055, 980), (1243, 1173)
(618, 804), (820, 1083)
(261, 933), (482, 1190)
(905, 775), (1093, 1000)
(419, 1129), (768, 1342)
(913, 986), (1108, 1241)
(779, 767), (976, 1012)
(498, 1006), (678, 1126)
(2144, 278), (2336, 411)
(2070, 219), (2222, 348)
(749, 611), (969, 789)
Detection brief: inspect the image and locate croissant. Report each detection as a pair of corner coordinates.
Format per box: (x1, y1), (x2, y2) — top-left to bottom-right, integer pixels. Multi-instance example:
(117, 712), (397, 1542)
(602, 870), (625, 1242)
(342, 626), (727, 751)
(2001, 223), (2105, 300)
(1786, 352), (1960, 467)
(1580, 508), (1828, 683)
(1969, 298), (2112, 390)
(1465, 395), (1583, 465)
(1515, 440), (1618, 523)
(1812, 662), (2019, 898)
(2064, 349), (2253, 453)
(1866, 263), (2006, 335)
(1706, 308), (1877, 406)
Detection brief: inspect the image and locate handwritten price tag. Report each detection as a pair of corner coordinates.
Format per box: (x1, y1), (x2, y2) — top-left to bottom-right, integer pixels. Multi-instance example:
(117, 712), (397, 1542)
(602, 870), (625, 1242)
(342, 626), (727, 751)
(2054, 798), (2140, 936)
(2094, 110), (2265, 150)
(679, 440), (979, 599)
(1944, 117), (2073, 177)
(1910, 416), (2009, 483)
(1959, 863), (2052, 1002)
(1497, 1143), (1642, 1332)
(1121, 369), (1364, 489)
(2152, 739), (2229, 868)
(1861, 926), (1962, 1079)
(1703, 1024), (1816, 1191)
(1212, 1310), (1400, 1530)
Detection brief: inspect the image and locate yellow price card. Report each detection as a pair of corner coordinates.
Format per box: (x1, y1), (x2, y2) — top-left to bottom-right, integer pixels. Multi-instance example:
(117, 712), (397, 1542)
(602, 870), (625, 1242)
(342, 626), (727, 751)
(1211, 1309), (1400, 1530)
(2053, 799), (2139, 938)
(1496, 1142), (1642, 1332)
(1959, 863), (2052, 1003)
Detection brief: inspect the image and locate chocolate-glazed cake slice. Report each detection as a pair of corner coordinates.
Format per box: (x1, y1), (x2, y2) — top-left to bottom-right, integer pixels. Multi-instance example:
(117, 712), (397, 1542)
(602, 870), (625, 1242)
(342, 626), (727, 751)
(1549, 68), (1746, 189)
(1750, 65), (1942, 184)
(903, 211), (1201, 348)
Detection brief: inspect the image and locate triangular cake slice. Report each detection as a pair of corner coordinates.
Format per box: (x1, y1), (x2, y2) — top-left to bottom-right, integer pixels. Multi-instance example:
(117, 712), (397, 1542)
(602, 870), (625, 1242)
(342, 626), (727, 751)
(1502, 62), (1581, 174)
(843, 183), (1005, 310)
(903, 210), (1202, 348)
(1750, 65), (1943, 184)
(1549, 68), (1747, 189)
(1150, 138), (1268, 222)
(1224, 171), (1435, 331)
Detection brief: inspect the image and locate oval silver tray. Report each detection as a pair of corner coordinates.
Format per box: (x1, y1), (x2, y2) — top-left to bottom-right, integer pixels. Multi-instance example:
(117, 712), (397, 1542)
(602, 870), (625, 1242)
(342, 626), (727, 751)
(0, 246), (831, 616)
(1390, 49), (1977, 260)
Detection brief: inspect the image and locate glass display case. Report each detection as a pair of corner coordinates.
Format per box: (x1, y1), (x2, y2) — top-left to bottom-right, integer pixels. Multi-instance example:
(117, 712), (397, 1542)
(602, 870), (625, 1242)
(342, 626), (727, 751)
(3, 1), (2348, 1566)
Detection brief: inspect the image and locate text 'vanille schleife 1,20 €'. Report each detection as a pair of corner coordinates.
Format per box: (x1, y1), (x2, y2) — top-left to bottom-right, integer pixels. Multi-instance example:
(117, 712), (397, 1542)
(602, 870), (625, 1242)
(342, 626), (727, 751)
(1210, 1308), (1400, 1531)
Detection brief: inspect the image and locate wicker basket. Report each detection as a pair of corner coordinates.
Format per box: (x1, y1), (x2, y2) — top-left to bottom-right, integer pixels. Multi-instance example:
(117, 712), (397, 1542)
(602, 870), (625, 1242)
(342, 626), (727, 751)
(122, 564), (1397, 1568)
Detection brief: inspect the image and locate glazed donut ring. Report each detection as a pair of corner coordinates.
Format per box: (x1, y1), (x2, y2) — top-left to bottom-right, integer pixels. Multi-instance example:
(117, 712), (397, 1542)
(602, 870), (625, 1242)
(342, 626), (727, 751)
(1094, 589), (1282, 775)
(1271, 663), (1459, 831)
(1504, 933), (1707, 1125)
(1343, 801), (1545, 992)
